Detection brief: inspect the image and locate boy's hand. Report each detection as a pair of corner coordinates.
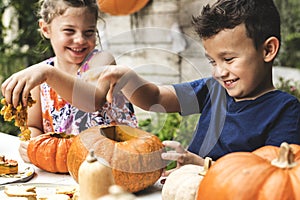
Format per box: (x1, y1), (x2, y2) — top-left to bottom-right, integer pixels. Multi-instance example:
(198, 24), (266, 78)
(161, 140), (205, 176)
(83, 65), (134, 103)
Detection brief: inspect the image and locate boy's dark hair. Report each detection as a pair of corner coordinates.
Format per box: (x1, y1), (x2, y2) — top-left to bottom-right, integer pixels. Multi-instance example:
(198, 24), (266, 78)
(193, 0), (281, 49)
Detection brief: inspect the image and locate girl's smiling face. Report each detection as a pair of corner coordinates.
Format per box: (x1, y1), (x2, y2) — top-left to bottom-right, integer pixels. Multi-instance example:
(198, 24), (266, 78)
(203, 24), (275, 101)
(40, 7), (97, 67)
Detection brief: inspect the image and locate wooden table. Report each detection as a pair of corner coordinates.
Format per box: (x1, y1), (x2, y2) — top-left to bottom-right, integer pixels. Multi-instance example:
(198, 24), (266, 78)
(0, 132), (162, 199)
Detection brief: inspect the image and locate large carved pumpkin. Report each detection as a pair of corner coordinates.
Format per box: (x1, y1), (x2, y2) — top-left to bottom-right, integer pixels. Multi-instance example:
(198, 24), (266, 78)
(67, 125), (165, 193)
(97, 0), (150, 15)
(197, 142), (300, 200)
(27, 132), (75, 173)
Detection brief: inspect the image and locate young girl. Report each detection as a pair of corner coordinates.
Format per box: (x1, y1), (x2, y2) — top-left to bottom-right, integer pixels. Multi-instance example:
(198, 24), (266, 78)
(1, 0), (137, 162)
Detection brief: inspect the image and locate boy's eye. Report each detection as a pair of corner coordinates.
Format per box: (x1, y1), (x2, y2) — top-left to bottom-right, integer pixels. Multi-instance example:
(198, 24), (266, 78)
(208, 59), (216, 66)
(224, 57), (234, 62)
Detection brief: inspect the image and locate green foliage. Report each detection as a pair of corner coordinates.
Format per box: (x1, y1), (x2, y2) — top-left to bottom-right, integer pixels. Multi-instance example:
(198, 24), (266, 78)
(280, 33), (300, 68)
(138, 113), (199, 148)
(274, 0), (300, 68)
(139, 113), (199, 170)
(276, 77), (300, 100)
(0, 0), (53, 80)
(139, 113), (181, 141)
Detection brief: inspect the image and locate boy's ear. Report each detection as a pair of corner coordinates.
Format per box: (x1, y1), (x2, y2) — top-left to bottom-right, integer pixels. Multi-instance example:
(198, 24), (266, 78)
(263, 36), (280, 62)
(39, 19), (50, 39)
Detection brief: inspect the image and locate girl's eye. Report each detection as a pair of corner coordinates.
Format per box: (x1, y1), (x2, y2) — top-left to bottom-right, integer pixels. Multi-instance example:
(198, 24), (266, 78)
(63, 29), (75, 34)
(85, 30), (96, 37)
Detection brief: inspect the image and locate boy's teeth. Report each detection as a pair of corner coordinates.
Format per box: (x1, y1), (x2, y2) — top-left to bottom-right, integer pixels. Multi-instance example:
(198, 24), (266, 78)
(225, 79), (237, 85)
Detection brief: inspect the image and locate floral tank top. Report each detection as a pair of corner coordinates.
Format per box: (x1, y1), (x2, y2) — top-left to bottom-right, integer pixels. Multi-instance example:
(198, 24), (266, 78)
(40, 50), (138, 135)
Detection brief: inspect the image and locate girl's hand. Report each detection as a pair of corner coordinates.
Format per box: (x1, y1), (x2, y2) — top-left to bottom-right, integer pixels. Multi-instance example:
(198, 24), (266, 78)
(1, 64), (51, 107)
(18, 141), (30, 163)
(161, 140), (205, 176)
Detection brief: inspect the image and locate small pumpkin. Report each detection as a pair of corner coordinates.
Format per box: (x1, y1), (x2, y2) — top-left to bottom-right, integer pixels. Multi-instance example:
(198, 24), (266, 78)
(78, 150), (114, 199)
(97, 0), (150, 15)
(27, 132), (75, 173)
(197, 142), (300, 200)
(162, 157), (212, 200)
(67, 125), (165, 193)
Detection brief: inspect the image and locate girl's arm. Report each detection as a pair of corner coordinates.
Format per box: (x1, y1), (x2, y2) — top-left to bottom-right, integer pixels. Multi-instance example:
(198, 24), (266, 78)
(27, 85), (43, 137)
(1, 63), (109, 113)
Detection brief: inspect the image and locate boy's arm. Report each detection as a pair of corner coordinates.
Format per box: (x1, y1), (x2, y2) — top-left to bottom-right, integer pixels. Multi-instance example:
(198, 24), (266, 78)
(101, 65), (181, 113)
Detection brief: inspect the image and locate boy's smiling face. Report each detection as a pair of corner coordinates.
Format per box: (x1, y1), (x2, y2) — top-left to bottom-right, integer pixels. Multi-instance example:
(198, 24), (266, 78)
(203, 24), (275, 101)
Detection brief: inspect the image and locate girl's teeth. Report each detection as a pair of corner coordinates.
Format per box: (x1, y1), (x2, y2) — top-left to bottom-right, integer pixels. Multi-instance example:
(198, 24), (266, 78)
(72, 48), (83, 52)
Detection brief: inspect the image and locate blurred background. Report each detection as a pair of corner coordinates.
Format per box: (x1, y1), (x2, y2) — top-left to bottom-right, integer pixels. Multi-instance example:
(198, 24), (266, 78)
(1, 0), (299, 147)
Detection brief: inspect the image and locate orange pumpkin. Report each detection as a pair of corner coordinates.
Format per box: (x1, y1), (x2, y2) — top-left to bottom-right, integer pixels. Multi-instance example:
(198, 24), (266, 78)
(27, 132), (75, 173)
(97, 0), (150, 15)
(67, 125), (165, 193)
(197, 142), (300, 200)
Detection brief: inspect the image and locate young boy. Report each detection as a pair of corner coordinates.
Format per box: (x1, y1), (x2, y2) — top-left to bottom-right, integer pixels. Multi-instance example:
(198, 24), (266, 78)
(94, 0), (300, 170)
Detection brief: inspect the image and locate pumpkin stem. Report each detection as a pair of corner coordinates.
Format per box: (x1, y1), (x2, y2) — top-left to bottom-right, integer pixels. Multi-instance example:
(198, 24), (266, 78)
(87, 149), (111, 167)
(199, 157), (213, 176)
(271, 142), (297, 169)
(50, 132), (74, 139)
(86, 150), (97, 163)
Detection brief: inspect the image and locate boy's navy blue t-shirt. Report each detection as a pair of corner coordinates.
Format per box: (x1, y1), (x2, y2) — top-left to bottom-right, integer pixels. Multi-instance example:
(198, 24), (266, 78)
(173, 77), (300, 160)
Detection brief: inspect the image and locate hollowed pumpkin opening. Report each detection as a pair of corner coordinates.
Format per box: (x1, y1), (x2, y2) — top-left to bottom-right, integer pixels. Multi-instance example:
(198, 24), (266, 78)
(99, 125), (147, 142)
